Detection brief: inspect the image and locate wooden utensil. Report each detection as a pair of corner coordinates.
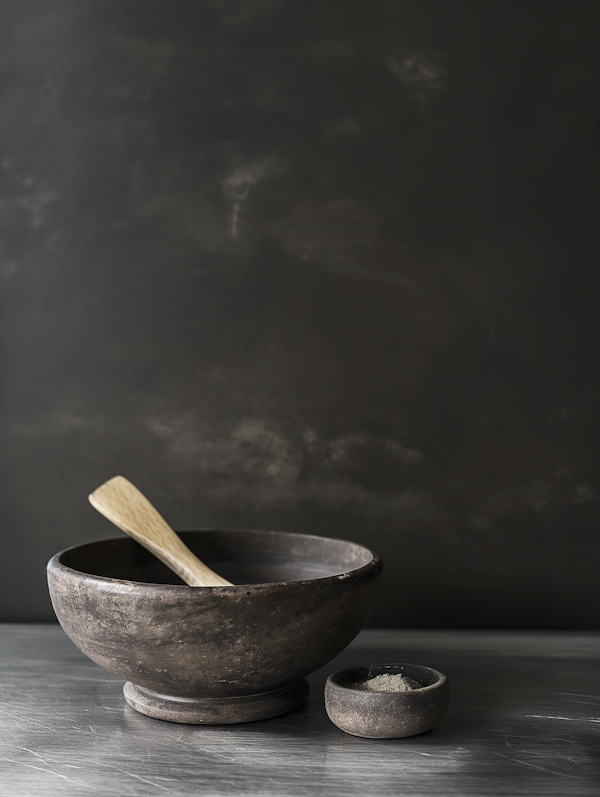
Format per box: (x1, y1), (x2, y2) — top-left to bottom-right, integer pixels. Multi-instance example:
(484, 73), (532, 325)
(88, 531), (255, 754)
(88, 476), (233, 587)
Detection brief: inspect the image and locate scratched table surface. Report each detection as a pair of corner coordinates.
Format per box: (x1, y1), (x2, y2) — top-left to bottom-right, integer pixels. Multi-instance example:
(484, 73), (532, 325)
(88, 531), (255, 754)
(1, 626), (599, 796)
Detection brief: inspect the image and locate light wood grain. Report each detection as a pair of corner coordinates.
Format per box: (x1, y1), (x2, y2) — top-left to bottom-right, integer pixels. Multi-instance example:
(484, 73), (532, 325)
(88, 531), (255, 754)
(88, 476), (232, 587)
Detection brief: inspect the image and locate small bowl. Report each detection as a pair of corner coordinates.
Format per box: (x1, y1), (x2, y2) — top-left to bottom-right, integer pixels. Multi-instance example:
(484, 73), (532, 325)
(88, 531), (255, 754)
(47, 529), (382, 724)
(325, 663), (449, 738)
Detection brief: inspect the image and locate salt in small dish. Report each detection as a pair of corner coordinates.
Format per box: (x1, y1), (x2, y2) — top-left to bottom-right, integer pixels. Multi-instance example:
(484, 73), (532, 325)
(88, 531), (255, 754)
(325, 663), (449, 739)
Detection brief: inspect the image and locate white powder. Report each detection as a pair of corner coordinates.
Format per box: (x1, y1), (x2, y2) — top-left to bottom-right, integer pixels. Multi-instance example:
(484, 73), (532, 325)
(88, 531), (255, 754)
(353, 673), (423, 692)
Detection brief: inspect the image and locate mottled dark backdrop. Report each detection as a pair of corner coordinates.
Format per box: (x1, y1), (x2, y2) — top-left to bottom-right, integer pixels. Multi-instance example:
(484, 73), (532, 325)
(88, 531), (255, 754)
(1, 0), (599, 627)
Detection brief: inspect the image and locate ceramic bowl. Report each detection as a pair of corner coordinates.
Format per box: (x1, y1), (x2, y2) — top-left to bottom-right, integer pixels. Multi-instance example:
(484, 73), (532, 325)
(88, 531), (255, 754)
(47, 529), (382, 724)
(325, 663), (449, 738)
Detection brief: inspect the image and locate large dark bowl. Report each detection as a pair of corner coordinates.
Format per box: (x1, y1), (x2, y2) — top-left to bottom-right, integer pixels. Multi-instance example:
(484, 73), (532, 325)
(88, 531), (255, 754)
(47, 530), (382, 724)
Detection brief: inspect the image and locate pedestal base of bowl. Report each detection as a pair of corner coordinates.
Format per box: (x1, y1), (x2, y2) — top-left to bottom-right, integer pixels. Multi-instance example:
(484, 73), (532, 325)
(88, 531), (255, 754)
(123, 678), (310, 724)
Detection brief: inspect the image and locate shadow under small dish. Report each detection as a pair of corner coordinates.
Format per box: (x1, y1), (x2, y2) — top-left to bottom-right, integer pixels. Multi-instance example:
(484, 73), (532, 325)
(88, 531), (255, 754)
(325, 663), (449, 738)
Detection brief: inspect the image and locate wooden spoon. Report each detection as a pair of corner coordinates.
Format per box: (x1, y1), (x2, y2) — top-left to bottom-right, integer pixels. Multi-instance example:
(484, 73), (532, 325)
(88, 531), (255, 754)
(88, 476), (233, 587)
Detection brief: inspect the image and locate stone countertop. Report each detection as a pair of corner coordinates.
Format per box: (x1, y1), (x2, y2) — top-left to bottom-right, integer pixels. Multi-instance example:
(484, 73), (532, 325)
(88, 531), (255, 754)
(1, 625), (599, 796)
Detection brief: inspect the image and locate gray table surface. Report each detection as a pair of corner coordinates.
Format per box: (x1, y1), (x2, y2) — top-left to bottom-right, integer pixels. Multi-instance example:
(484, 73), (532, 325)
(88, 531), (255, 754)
(1, 625), (599, 796)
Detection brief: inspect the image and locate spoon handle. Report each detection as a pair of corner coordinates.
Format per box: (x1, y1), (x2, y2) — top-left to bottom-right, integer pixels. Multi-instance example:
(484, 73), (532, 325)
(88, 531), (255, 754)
(88, 476), (233, 587)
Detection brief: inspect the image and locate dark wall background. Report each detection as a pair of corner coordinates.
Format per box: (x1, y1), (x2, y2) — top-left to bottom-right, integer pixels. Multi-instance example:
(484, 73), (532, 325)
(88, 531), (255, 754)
(1, 0), (599, 627)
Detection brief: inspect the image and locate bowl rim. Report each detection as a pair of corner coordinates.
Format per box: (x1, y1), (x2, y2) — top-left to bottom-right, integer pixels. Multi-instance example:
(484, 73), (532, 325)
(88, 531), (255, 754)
(47, 528), (383, 591)
(326, 663), (447, 696)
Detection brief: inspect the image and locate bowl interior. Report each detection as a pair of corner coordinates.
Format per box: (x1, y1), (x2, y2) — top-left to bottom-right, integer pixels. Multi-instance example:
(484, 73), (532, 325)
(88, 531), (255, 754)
(331, 663), (443, 691)
(58, 529), (375, 586)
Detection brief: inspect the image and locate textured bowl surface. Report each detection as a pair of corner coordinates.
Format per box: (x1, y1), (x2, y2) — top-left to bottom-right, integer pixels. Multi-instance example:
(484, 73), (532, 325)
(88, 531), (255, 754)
(48, 530), (382, 707)
(325, 663), (449, 738)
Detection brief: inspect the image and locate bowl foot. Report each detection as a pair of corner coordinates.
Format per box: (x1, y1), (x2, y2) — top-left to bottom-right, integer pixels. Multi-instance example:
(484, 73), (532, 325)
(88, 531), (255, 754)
(123, 678), (310, 724)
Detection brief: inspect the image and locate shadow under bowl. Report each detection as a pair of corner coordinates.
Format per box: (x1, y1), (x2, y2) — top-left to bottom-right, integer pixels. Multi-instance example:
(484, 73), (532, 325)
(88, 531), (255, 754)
(325, 663), (449, 738)
(47, 530), (382, 724)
